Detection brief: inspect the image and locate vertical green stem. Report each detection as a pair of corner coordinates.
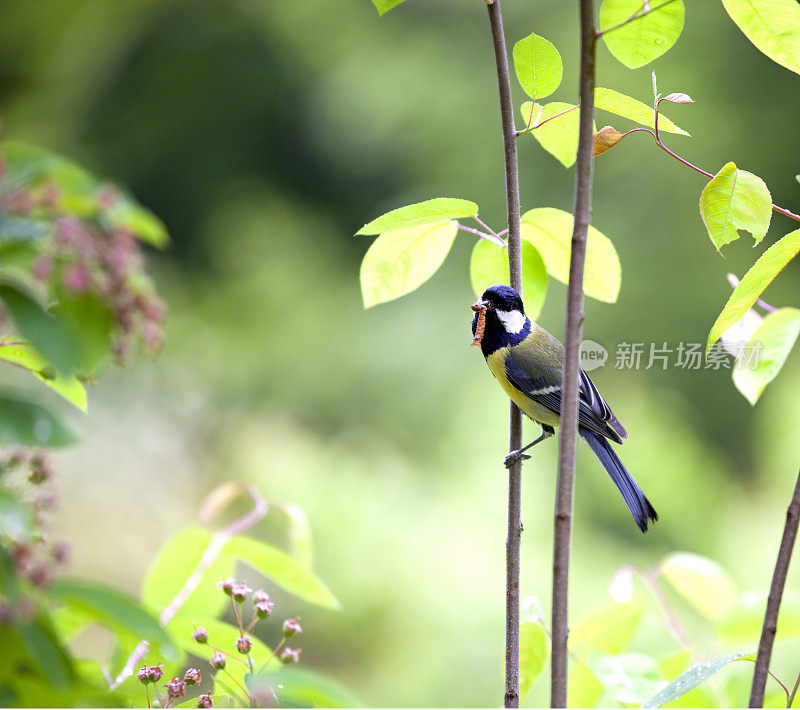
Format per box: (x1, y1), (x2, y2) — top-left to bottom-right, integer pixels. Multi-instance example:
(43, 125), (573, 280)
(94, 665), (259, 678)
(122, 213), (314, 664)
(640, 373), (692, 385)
(551, 0), (596, 706)
(485, 1), (523, 706)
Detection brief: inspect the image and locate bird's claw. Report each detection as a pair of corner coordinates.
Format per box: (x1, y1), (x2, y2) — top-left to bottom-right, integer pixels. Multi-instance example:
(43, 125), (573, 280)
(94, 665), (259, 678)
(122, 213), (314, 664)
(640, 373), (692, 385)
(504, 450), (531, 468)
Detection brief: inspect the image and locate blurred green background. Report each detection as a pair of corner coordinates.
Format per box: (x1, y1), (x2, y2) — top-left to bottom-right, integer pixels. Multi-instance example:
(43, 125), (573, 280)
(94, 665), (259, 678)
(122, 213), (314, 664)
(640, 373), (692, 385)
(1, 0), (799, 705)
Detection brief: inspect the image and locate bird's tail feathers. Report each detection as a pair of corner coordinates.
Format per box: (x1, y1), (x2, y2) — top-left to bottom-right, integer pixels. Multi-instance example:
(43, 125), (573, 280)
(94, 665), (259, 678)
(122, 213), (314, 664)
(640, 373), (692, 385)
(580, 429), (658, 533)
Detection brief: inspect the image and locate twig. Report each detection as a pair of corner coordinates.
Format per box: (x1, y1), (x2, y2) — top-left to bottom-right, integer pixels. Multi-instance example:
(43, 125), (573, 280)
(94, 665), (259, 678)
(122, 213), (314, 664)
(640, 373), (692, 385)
(457, 223), (507, 247)
(640, 568), (694, 650)
(110, 485), (268, 690)
(595, 0), (681, 38)
(485, 1), (524, 707)
(551, 0), (596, 706)
(627, 110), (800, 224)
(750, 468), (800, 707)
(727, 274), (778, 313)
(517, 105), (580, 136)
(787, 668), (800, 708)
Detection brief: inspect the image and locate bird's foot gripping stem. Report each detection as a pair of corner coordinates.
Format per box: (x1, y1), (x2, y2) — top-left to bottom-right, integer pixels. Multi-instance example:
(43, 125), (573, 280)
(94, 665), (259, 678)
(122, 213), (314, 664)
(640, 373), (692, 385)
(504, 449), (531, 469)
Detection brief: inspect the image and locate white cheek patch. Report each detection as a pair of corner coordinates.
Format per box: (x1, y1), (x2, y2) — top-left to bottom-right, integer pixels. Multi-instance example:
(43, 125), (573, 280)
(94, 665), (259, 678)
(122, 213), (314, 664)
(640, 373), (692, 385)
(497, 309), (526, 334)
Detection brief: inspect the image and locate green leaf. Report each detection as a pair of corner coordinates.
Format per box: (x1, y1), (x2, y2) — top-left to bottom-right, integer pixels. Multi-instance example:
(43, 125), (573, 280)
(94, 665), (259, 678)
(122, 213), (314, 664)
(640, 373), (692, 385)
(512, 33), (563, 100)
(569, 601), (644, 657)
(699, 162), (772, 250)
(469, 239), (548, 320)
(0, 344), (87, 410)
(521, 207), (621, 303)
(360, 220), (458, 308)
(520, 102), (583, 168)
(588, 652), (663, 705)
(568, 663), (605, 708)
(16, 615), (75, 689)
(174, 694), (233, 709)
(643, 654), (748, 708)
(0, 489), (35, 542)
(595, 87), (689, 135)
(707, 229), (800, 352)
(245, 668), (361, 708)
(0, 280), (80, 375)
(275, 502), (314, 568)
(224, 535), (340, 609)
(519, 622), (548, 700)
(51, 292), (115, 375)
(0, 394), (76, 447)
(371, 0), (406, 15)
(49, 578), (177, 659)
(659, 552), (738, 620)
(104, 198), (169, 249)
(142, 527), (235, 619)
(356, 198), (478, 235)
(599, 0), (685, 68)
(721, 0), (800, 76)
(733, 308), (800, 405)
(716, 594), (800, 643)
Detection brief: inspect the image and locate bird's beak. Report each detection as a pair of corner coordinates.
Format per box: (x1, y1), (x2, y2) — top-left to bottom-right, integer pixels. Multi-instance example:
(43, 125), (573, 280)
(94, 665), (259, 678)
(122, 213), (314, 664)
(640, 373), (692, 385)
(471, 299), (488, 312)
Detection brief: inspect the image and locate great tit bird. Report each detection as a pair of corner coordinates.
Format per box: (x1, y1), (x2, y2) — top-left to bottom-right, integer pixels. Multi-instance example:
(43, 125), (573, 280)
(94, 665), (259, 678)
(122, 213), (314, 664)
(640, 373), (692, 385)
(471, 284), (657, 532)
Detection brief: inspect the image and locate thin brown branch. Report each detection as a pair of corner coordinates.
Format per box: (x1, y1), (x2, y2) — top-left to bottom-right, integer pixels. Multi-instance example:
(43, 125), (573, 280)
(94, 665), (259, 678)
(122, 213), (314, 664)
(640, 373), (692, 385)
(517, 104), (580, 136)
(486, 1), (524, 707)
(787, 668), (800, 708)
(595, 0), (681, 38)
(458, 222), (507, 247)
(110, 485), (268, 690)
(750, 468), (800, 707)
(631, 113), (800, 223)
(551, 0), (596, 705)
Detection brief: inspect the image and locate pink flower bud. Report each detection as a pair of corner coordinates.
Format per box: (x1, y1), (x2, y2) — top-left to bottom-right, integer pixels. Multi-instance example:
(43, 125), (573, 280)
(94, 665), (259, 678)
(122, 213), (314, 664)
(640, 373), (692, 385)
(255, 600), (275, 619)
(183, 667), (202, 685)
(252, 589), (270, 604)
(192, 627), (208, 644)
(217, 578), (236, 596)
(164, 677), (186, 701)
(280, 647), (301, 665)
(210, 652), (226, 670)
(196, 694), (214, 708)
(32, 255), (54, 281)
(231, 582), (252, 603)
(282, 618), (302, 638)
(62, 262), (91, 294)
(236, 636), (253, 654)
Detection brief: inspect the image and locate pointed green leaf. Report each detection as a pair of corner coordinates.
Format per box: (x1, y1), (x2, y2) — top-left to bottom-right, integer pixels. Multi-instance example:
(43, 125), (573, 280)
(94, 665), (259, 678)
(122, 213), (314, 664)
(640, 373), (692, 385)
(470, 239), (548, 319)
(588, 652), (663, 705)
(50, 578), (177, 659)
(223, 535), (340, 609)
(521, 207), (621, 303)
(520, 102), (583, 168)
(569, 601), (644, 656)
(595, 87), (689, 135)
(245, 667), (362, 708)
(643, 654), (748, 708)
(371, 0), (406, 15)
(600, 0), (685, 68)
(360, 220), (458, 308)
(0, 394), (76, 447)
(356, 198), (478, 235)
(715, 594), (800, 642)
(721, 0), (800, 76)
(568, 662), (605, 708)
(519, 622), (548, 699)
(0, 280), (80, 375)
(512, 33), (563, 100)
(0, 344), (87, 411)
(707, 229), (800, 352)
(659, 552), (737, 620)
(142, 527), (235, 619)
(733, 307), (800, 404)
(0, 489), (35, 541)
(700, 162), (772, 250)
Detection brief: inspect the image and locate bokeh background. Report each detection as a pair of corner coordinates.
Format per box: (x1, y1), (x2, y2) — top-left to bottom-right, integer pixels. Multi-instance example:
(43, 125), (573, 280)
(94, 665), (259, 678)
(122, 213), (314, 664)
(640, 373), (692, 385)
(0, 0), (799, 706)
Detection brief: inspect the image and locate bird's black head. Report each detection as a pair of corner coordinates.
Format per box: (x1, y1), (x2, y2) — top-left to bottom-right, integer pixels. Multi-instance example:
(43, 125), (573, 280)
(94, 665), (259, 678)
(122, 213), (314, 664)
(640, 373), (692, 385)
(479, 284), (525, 314)
(471, 284), (530, 356)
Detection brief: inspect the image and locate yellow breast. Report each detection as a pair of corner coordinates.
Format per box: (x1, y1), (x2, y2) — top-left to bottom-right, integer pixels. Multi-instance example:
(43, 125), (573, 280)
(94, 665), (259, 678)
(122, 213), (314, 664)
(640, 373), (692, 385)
(486, 347), (561, 428)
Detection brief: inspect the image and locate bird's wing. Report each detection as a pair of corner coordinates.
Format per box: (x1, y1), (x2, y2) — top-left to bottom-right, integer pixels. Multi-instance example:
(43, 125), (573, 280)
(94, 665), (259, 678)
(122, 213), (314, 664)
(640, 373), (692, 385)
(504, 347), (627, 442)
